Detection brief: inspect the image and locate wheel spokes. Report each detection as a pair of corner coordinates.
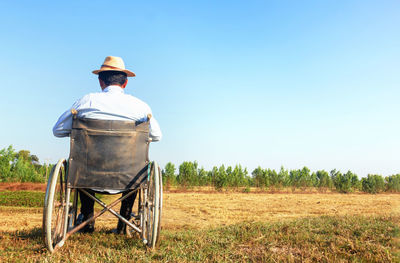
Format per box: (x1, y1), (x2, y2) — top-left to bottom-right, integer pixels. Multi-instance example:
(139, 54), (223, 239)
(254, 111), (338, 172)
(52, 208), (64, 244)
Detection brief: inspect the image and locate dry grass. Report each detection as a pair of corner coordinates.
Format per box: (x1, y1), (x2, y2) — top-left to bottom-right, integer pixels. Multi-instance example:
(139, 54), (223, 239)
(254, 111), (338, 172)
(0, 190), (399, 262)
(0, 216), (398, 262)
(0, 192), (398, 232)
(162, 192), (400, 230)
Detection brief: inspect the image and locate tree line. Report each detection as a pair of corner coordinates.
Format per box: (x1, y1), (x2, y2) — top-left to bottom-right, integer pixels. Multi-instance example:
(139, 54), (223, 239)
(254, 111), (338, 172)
(163, 161), (400, 194)
(0, 146), (399, 194)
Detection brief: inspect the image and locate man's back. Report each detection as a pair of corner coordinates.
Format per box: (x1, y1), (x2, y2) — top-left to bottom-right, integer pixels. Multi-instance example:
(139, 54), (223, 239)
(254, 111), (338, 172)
(53, 85), (162, 141)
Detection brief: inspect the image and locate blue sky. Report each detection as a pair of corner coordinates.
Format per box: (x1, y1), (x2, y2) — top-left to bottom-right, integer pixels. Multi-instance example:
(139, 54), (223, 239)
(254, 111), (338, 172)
(0, 1), (399, 177)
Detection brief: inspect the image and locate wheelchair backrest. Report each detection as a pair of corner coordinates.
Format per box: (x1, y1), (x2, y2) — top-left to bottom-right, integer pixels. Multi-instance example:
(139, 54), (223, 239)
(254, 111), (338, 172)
(67, 117), (150, 191)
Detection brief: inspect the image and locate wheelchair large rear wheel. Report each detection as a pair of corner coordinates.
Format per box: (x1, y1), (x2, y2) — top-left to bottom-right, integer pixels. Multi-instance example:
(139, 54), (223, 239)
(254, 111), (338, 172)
(142, 161), (162, 248)
(43, 159), (68, 253)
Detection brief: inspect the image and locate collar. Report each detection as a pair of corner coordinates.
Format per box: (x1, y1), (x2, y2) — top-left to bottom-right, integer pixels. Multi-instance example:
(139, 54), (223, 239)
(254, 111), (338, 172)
(102, 85), (124, 93)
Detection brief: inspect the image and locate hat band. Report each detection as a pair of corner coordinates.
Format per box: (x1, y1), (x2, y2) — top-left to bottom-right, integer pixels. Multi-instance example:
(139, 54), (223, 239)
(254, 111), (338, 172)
(101, 64), (125, 70)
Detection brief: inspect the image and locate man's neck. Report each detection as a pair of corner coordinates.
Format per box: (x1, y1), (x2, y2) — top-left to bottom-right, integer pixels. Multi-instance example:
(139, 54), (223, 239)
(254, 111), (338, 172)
(102, 85), (124, 92)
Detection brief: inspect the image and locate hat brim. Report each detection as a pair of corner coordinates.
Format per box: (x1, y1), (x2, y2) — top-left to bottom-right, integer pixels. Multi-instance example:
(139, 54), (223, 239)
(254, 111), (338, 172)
(92, 68), (136, 77)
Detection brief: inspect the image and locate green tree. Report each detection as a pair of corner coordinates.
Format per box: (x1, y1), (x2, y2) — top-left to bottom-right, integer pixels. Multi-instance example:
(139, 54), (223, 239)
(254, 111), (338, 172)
(266, 169), (278, 190)
(278, 166), (290, 187)
(0, 146), (46, 183)
(12, 157), (42, 182)
(16, 150), (31, 162)
(315, 170), (332, 191)
(210, 166), (218, 187)
(231, 164), (247, 188)
(162, 162), (176, 190)
(226, 166), (233, 187)
(177, 161), (199, 188)
(385, 174), (400, 192)
(214, 165), (227, 191)
(361, 174), (385, 194)
(289, 169), (300, 191)
(299, 166), (313, 190)
(252, 166), (268, 189)
(197, 167), (209, 186)
(331, 170), (358, 193)
(348, 171), (361, 190)
(289, 167), (313, 191)
(0, 145), (16, 181)
(31, 155), (39, 163)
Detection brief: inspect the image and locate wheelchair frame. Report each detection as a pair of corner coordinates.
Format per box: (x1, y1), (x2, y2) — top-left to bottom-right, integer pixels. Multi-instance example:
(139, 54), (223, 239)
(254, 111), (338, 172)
(43, 117), (162, 253)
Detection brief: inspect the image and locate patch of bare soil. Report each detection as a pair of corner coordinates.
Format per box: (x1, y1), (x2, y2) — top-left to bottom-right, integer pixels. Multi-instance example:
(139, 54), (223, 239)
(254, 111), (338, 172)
(0, 183), (46, 191)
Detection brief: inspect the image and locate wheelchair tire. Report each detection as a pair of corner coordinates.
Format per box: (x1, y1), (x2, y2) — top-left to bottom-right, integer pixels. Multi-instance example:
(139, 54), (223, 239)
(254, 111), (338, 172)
(143, 161), (162, 248)
(43, 159), (68, 253)
(156, 164), (163, 245)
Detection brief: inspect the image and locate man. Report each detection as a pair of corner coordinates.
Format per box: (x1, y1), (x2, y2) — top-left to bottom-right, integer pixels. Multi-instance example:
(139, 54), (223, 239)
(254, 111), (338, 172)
(53, 56), (162, 233)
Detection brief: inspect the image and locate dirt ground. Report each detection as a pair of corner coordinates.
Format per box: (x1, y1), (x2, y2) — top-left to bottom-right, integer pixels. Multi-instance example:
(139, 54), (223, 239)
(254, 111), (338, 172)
(0, 189), (399, 232)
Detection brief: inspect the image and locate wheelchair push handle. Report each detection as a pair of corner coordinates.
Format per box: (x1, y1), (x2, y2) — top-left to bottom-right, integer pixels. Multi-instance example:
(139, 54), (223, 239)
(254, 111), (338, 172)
(71, 108), (78, 118)
(146, 114), (153, 143)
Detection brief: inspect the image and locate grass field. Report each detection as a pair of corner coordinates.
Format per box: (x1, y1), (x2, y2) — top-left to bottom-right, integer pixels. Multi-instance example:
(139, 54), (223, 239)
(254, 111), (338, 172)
(0, 185), (399, 262)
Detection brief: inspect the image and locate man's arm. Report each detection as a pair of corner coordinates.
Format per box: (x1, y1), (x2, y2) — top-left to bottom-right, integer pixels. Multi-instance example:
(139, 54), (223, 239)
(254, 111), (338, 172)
(149, 117), (162, 141)
(53, 95), (89, 137)
(142, 102), (162, 141)
(53, 108), (73, 137)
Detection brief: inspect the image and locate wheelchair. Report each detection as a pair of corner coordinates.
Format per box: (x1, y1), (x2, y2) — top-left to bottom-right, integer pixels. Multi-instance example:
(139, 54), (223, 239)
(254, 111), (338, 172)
(43, 112), (162, 253)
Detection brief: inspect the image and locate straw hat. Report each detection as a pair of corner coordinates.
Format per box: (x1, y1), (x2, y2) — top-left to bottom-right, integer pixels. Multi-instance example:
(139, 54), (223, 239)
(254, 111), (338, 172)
(92, 56), (135, 77)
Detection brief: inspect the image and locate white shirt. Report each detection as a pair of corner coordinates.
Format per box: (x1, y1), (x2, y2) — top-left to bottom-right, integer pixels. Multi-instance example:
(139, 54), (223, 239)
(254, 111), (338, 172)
(53, 85), (162, 141)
